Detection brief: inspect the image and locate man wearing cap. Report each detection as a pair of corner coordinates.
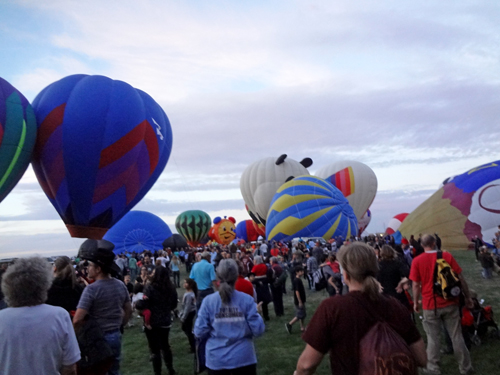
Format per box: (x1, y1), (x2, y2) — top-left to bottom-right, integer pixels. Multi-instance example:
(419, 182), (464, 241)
(190, 251), (218, 310)
(73, 240), (132, 375)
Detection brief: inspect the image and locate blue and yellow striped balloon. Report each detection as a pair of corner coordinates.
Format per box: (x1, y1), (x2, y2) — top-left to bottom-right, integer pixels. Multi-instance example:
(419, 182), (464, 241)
(266, 175), (358, 242)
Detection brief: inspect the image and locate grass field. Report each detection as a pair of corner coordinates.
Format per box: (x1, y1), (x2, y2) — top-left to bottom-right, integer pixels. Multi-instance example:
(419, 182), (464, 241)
(122, 250), (500, 375)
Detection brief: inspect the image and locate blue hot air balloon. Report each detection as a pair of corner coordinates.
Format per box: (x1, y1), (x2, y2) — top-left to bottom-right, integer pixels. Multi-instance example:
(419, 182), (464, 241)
(0, 77), (37, 204)
(31, 75), (172, 239)
(103, 211), (172, 254)
(266, 175), (357, 242)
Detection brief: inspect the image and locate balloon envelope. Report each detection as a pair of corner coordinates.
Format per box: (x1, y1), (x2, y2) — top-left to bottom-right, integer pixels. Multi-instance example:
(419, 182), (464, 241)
(0, 77), (37, 204)
(163, 233), (188, 251)
(357, 209), (371, 235)
(315, 160), (377, 221)
(32, 75), (172, 239)
(399, 161), (500, 249)
(266, 175), (357, 242)
(175, 210), (211, 246)
(385, 213), (409, 235)
(236, 220), (260, 242)
(240, 156), (310, 225)
(103, 211), (172, 254)
(208, 217), (236, 245)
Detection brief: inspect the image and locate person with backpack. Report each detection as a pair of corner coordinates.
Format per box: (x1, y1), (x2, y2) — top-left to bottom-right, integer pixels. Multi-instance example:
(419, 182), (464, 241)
(409, 234), (474, 375)
(294, 242), (426, 374)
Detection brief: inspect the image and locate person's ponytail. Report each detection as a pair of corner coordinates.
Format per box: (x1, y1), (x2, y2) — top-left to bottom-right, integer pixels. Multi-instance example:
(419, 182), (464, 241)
(217, 259), (238, 304)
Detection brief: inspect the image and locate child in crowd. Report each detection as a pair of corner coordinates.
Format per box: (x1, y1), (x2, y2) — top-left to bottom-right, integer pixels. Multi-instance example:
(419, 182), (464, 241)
(286, 266), (306, 334)
(179, 278), (197, 353)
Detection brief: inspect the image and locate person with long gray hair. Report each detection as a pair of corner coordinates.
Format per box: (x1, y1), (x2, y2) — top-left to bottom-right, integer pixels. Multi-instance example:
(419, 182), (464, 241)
(194, 259), (265, 375)
(0, 257), (81, 375)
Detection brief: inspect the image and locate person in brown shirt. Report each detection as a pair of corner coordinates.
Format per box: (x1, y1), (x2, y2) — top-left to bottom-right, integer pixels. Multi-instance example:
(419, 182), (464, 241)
(295, 242), (426, 375)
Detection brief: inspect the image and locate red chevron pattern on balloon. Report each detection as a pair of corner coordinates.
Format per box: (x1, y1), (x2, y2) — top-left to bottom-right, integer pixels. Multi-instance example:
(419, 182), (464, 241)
(32, 104), (66, 200)
(92, 120), (160, 205)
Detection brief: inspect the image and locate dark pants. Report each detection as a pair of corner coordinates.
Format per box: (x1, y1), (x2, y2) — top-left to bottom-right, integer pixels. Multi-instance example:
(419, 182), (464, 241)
(145, 327), (174, 375)
(207, 364), (256, 375)
(172, 271), (180, 287)
(270, 284), (284, 316)
(186, 262), (192, 273)
(181, 311), (196, 352)
(197, 288), (214, 310)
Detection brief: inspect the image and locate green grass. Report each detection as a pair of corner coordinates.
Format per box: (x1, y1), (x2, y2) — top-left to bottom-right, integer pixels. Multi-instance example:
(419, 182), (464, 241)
(122, 251), (500, 375)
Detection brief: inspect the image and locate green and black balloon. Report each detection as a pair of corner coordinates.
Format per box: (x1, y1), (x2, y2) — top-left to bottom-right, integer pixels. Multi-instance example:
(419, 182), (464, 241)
(175, 210), (212, 246)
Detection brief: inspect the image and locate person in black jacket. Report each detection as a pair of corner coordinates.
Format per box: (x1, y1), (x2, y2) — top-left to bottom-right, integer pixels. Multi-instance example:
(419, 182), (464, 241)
(46, 256), (83, 317)
(144, 266), (178, 375)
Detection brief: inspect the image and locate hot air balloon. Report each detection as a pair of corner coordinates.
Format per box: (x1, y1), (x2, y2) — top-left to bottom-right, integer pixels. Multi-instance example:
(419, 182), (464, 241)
(236, 219), (261, 242)
(103, 211), (172, 254)
(208, 216), (236, 245)
(357, 209), (371, 235)
(163, 233), (188, 251)
(0, 77), (37, 204)
(31, 75), (172, 239)
(315, 160), (377, 221)
(266, 175), (357, 242)
(240, 154), (313, 225)
(175, 210), (211, 246)
(385, 213), (409, 235)
(398, 161), (500, 250)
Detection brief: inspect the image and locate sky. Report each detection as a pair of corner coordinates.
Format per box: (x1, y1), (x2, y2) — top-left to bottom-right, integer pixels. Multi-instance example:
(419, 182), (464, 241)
(1, 0), (500, 258)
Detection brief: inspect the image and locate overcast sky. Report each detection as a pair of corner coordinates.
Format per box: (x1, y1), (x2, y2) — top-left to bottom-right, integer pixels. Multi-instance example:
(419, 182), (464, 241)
(1, 0), (500, 258)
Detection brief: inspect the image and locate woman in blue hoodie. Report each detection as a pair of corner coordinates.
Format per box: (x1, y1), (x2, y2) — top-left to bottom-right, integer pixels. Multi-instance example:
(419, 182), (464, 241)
(194, 258), (265, 375)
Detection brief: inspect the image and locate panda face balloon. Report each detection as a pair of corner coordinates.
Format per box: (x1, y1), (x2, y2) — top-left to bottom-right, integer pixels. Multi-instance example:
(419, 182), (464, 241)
(240, 154), (312, 225)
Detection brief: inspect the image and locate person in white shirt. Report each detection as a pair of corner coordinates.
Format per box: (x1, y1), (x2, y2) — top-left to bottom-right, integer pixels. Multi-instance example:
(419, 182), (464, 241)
(0, 257), (81, 375)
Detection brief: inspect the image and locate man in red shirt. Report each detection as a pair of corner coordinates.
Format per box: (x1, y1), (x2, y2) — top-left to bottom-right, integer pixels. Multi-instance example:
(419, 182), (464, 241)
(410, 234), (474, 375)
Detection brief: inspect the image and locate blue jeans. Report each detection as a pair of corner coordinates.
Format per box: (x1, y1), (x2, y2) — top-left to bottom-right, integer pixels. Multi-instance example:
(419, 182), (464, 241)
(104, 330), (122, 375)
(197, 288), (214, 310)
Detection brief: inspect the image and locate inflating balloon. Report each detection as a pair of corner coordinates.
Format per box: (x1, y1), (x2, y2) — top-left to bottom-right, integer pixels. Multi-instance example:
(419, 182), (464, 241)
(103, 211), (172, 254)
(399, 161), (500, 250)
(236, 219), (260, 242)
(266, 175), (357, 242)
(175, 210), (211, 246)
(357, 209), (371, 235)
(0, 77), (37, 204)
(31, 75), (172, 239)
(208, 216), (236, 245)
(315, 160), (377, 221)
(385, 213), (409, 235)
(240, 155), (312, 225)
(163, 233), (188, 251)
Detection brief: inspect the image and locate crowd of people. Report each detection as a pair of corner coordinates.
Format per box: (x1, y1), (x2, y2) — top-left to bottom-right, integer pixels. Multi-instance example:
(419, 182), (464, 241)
(0, 232), (497, 374)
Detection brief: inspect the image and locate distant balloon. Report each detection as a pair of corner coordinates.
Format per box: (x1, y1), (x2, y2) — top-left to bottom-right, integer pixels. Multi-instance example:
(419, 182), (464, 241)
(385, 213), (409, 235)
(240, 154), (312, 225)
(315, 160), (377, 221)
(236, 220), (260, 242)
(266, 176), (357, 242)
(0, 77), (37, 204)
(103, 211), (172, 254)
(399, 160), (500, 249)
(208, 216), (236, 245)
(163, 233), (188, 251)
(175, 210), (211, 246)
(357, 209), (371, 235)
(31, 75), (172, 239)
